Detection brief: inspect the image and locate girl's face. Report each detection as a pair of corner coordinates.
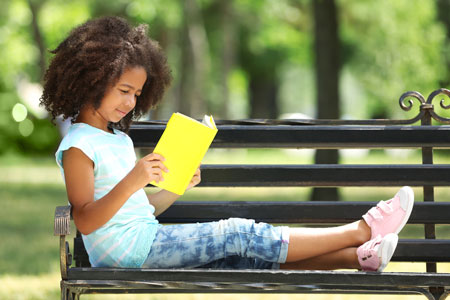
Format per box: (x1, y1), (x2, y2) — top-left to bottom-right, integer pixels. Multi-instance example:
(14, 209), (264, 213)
(96, 66), (147, 125)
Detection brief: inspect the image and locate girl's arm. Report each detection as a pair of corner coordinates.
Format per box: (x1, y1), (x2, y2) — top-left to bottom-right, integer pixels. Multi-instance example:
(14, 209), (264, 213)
(63, 147), (168, 235)
(148, 167), (201, 216)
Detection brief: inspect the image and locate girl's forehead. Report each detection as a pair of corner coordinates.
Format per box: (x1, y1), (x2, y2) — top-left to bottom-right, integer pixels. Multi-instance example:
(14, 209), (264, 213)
(117, 67), (147, 87)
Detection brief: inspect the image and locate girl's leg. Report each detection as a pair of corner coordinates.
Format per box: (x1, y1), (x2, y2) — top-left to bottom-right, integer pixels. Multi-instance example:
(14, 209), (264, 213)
(285, 186), (415, 263)
(282, 233), (399, 272)
(281, 247), (359, 270)
(142, 218), (290, 269)
(198, 255), (280, 270)
(142, 187), (413, 269)
(285, 220), (370, 262)
(143, 216), (371, 268)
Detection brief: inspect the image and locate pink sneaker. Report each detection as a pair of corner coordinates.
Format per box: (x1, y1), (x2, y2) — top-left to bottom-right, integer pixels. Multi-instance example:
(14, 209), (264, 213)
(357, 233), (398, 272)
(363, 186), (414, 240)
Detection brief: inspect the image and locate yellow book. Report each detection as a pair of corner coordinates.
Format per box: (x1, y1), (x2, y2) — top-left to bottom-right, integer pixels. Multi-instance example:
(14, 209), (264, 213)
(150, 112), (218, 195)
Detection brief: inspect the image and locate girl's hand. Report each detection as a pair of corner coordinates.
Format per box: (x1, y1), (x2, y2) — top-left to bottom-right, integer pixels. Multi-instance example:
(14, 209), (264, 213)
(186, 166), (201, 191)
(129, 153), (169, 189)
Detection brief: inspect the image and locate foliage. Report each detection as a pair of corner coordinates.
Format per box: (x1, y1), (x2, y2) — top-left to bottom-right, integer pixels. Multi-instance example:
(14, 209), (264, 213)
(340, 0), (447, 119)
(0, 0), (63, 156)
(0, 0), (449, 155)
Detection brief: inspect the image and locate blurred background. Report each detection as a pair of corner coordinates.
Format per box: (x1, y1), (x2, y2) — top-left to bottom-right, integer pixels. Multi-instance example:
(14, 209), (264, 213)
(1, 0), (450, 299)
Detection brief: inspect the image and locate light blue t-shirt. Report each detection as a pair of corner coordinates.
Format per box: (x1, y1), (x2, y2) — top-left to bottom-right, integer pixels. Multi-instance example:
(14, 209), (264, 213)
(56, 123), (160, 268)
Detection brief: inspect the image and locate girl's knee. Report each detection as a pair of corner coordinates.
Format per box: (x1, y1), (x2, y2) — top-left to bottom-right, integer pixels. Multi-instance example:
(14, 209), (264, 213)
(220, 218), (255, 233)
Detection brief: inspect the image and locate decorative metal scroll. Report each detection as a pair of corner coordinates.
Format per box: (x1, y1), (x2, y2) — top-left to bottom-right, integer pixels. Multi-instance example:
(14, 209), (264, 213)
(425, 88), (450, 123)
(398, 88), (450, 124)
(138, 88), (450, 126)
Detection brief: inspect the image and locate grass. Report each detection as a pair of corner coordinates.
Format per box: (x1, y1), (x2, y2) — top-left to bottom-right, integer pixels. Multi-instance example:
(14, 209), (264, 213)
(0, 183), (66, 275)
(0, 150), (449, 299)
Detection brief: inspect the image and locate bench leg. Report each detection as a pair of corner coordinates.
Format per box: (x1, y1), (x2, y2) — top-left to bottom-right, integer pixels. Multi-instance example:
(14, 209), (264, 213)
(69, 292), (80, 300)
(60, 282), (68, 300)
(61, 282), (81, 300)
(428, 287), (448, 300)
(66, 290), (79, 300)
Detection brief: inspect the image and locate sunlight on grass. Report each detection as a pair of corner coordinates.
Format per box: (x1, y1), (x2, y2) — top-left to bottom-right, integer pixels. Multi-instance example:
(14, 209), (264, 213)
(0, 273), (60, 300)
(0, 165), (65, 185)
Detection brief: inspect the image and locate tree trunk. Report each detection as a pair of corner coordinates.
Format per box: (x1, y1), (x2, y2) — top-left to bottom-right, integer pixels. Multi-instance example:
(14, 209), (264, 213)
(218, 0), (235, 119)
(249, 76), (278, 119)
(27, 0), (46, 82)
(177, 0), (210, 118)
(437, 0), (450, 87)
(311, 0), (341, 201)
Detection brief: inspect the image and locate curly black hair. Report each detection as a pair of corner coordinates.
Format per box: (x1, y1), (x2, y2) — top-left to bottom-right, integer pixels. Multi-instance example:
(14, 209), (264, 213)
(40, 16), (172, 132)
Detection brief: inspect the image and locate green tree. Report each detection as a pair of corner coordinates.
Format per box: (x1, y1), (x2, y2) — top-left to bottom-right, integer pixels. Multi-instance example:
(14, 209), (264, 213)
(0, 0), (65, 156)
(340, 0), (446, 119)
(311, 0), (340, 201)
(2, 0), (448, 157)
(436, 0), (450, 88)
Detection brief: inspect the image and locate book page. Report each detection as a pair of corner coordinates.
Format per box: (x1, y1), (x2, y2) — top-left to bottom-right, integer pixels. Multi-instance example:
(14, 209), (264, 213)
(202, 115), (216, 129)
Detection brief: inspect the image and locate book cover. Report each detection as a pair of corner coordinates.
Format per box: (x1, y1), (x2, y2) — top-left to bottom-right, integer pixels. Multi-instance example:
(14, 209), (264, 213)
(150, 112), (218, 195)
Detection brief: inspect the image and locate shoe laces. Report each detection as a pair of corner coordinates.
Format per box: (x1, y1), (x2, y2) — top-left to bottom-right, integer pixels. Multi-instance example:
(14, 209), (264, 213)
(366, 198), (396, 220)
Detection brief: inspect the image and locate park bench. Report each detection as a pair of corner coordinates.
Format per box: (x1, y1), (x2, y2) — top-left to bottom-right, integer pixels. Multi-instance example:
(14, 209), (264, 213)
(55, 88), (450, 300)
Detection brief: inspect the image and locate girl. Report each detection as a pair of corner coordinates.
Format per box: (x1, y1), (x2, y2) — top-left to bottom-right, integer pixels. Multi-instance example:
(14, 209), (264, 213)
(41, 16), (414, 271)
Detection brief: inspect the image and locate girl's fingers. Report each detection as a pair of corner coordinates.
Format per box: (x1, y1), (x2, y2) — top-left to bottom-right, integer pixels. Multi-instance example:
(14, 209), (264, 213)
(144, 152), (165, 162)
(141, 153), (168, 172)
(152, 161), (169, 173)
(191, 169), (201, 183)
(150, 169), (164, 183)
(144, 159), (168, 173)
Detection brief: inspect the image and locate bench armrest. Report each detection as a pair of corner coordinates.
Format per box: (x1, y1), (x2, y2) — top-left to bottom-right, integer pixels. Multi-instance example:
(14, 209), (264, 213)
(54, 205), (71, 236)
(55, 205), (72, 279)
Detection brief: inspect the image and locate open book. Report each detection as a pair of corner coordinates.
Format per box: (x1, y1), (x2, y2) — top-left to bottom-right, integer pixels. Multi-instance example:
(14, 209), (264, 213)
(150, 112), (218, 195)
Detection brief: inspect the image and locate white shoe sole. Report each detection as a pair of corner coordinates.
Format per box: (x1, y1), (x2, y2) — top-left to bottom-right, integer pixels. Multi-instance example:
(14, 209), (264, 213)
(377, 233), (399, 272)
(394, 186), (415, 235)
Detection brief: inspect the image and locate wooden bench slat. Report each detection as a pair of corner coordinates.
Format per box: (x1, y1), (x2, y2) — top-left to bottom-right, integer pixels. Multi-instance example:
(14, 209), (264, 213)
(130, 124), (450, 148)
(67, 268), (450, 288)
(394, 239), (450, 262)
(156, 201), (450, 224)
(72, 236), (450, 265)
(185, 165), (450, 187)
(58, 286), (438, 296)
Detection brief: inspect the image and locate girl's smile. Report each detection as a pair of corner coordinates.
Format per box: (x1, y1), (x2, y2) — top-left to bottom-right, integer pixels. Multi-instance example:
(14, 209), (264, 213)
(117, 109), (127, 116)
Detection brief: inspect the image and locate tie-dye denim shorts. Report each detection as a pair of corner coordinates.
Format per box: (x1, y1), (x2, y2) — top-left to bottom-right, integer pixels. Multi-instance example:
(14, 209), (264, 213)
(142, 217), (290, 269)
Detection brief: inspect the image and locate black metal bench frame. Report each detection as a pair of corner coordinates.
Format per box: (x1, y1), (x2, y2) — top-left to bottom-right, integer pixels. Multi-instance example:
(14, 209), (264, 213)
(55, 89), (450, 300)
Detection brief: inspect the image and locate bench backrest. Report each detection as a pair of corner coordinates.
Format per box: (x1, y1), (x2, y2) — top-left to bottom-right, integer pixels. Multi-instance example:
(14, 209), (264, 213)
(73, 89), (450, 270)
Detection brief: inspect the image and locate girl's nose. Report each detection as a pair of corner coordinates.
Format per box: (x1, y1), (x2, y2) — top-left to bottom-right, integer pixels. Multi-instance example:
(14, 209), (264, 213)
(125, 95), (136, 108)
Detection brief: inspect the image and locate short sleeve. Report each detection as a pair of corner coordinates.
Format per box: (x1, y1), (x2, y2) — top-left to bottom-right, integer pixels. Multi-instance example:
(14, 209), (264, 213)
(55, 127), (97, 173)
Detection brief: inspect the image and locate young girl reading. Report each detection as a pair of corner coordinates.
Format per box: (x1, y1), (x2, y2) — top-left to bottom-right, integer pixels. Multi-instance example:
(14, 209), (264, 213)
(40, 16), (415, 272)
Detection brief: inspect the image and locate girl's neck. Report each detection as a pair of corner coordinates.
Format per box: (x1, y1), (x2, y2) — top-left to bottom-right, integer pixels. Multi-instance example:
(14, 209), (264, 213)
(76, 107), (113, 134)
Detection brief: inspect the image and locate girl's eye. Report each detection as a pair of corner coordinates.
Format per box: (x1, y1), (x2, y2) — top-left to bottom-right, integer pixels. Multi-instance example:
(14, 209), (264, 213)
(120, 90), (129, 94)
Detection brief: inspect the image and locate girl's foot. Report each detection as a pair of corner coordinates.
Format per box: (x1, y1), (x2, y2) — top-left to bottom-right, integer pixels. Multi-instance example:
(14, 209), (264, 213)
(357, 233), (398, 272)
(363, 186), (414, 239)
